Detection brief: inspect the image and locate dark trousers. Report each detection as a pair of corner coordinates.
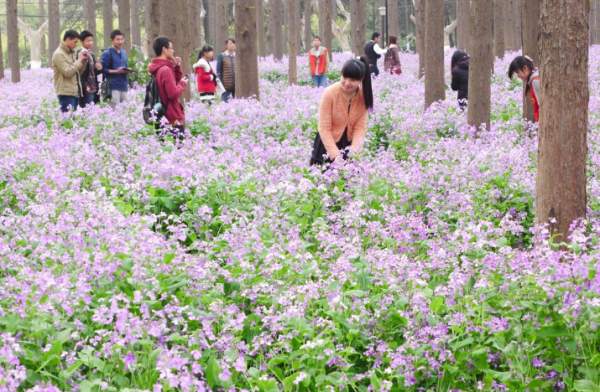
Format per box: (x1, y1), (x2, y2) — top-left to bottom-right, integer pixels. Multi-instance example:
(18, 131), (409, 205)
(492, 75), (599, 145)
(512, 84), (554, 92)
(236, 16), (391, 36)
(369, 63), (380, 77)
(80, 93), (96, 108)
(58, 95), (79, 113)
(310, 129), (351, 165)
(221, 89), (235, 102)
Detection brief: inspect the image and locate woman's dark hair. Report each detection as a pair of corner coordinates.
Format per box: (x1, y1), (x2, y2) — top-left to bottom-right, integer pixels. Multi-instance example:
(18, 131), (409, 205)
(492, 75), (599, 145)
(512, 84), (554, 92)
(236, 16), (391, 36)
(153, 36), (172, 57)
(79, 30), (94, 41)
(388, 35), (398, 45)
(451, 50), (469, 70)
(508, 55), (535, 79)
(197, 45), (214, 60)
(63, 30), (80, 41)
(341, 57), (373, 110)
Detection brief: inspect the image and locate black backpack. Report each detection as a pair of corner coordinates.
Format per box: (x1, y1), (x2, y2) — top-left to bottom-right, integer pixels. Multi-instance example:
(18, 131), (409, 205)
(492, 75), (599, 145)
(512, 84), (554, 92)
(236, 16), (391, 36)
(143, 75), (166, 126)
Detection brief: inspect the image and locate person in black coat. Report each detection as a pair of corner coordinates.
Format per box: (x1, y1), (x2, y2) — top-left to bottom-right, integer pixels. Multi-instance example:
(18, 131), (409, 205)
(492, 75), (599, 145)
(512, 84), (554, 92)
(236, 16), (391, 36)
(451, 50), (469, 110)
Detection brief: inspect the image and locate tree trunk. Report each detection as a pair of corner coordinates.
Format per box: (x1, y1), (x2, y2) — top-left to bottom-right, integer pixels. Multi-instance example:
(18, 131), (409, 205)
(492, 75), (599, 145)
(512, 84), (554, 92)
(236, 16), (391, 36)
(388, 0), (400, 38)
(319, 0), (333, 59)
(216, 0), (229, 52)
(7, 0), (19, 82)
(467, 0), (493, 130)
(38, 0), (47, 64)
(424, 0), (444, 107)
(591, 0), (600, 45)
(160, 0), (192, 100)
(456, 0), (470, 51)
(271, 0), (284, 60)
(48, 0), (59, 59)
(414, 0), (425, 77)
(144, 0), (160, 55)
(537, 0), (589, 241)
(103, 0), (114, 48)
(522, 0), (540, 121)
(235, 0), (259, 99)
(512, 0), (522, 49)
(257, 0), (266, 56)
(350, 0), (367, 56)
(0, 28), (4, 80)
(190, 0), (202, 52)
(85, 0), (97, 39)
(287, 0), (299, 84)
(493, 0), (504, 59)
(117, 0), (132, 52)
(131, 0), (142, 49)
(303, 0), (313, 51)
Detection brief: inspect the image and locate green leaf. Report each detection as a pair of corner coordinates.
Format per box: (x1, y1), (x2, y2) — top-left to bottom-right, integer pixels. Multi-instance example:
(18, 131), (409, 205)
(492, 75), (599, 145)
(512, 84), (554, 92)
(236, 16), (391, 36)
(205, 355), (221, 388)
(574, 379), (600, 392)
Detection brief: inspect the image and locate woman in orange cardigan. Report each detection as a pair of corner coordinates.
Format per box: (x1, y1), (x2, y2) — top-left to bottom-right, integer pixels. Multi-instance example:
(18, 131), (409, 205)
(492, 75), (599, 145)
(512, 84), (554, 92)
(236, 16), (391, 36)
(310, 57), (373, 165)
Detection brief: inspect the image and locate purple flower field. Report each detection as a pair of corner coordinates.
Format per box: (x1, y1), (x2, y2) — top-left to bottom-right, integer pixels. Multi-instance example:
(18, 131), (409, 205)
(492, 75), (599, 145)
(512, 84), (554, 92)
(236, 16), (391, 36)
(1, 50), (600, 391)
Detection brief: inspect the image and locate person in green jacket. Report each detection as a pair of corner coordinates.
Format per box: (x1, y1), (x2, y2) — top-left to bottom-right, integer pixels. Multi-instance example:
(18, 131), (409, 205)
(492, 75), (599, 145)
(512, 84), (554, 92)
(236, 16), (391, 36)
(52, 30), (88, 112)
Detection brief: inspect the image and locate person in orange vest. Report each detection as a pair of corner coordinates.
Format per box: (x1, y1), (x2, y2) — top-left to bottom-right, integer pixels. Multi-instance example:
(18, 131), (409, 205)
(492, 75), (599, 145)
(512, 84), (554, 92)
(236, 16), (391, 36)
(309, 36), (329, 88)
(508, 55), (541, 122)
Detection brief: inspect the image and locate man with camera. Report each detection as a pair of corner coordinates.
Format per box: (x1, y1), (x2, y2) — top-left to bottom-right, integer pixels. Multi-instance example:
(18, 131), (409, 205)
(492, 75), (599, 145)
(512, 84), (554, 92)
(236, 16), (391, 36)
(51, 30), (88, 113)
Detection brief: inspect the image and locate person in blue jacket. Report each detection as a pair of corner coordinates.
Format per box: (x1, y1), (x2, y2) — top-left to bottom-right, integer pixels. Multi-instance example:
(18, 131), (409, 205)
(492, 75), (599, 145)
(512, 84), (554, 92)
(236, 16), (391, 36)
(101, 29), (130, 107)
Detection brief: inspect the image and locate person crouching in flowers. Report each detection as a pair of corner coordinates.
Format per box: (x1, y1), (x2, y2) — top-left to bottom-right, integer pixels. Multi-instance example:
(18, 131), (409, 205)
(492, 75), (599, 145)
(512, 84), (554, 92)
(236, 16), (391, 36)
(310, 57), (373, 165)
(193, 45), (218, 105)
(508, 55), (541, 122)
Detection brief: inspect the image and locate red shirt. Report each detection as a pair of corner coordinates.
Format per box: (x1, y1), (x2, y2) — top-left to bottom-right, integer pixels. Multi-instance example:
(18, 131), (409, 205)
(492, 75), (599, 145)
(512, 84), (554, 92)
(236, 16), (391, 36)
(309, 47), (329, 76)
(148, 58), (186, 125)
(194, 58), (217, 94)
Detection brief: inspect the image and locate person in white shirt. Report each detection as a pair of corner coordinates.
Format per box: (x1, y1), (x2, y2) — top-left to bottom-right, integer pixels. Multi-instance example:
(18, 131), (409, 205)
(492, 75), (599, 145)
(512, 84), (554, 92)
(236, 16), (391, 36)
(364, 32), (387, 76)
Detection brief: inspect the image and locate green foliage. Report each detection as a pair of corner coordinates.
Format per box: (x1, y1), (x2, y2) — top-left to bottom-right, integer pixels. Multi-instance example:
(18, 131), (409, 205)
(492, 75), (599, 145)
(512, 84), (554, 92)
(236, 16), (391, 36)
(127, 47), (151, 87)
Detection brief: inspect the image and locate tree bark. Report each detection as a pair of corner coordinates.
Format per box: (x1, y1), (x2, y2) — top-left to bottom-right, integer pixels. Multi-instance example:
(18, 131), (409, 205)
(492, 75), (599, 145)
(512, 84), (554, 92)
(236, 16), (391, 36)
(414, 0), (425, 77)
(456, 0), (470, 51)
(117, 0), (132, 52)
(144, 0), (160, 56)
(270, 0), (284, 60)
(303, 0), (313, 51)
(319, 0), (333, 59)
(350, 0), (367, 56)
(85, 0), (97, 39)
(424, 0), (444, 107)
(591, 0), (600, 44)
(493, 0), (505, 58)
(215, 0), (229, 52)
(522, 0), (540, 121)
(190, 0), (202, 52)
(131, 0), (142, 49)
(7, 0), (19, 82)
(467, 0), (493, 130)
(537, 0), (589, 241)
(257, 0), (266, 56)
(39, 0), (47, 64)
(103, 0), (114, 48)
(235, 0), (260, 99)
(160, 0), (192, 100)
(48, 0), (59, 59)
(0, 27), (4, 79)
(287, 0), (299, 84)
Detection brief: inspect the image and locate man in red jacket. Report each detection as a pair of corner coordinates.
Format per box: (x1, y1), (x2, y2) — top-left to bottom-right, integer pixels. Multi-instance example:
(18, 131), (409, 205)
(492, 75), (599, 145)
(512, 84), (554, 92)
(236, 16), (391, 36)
(148, 36), (188, 138)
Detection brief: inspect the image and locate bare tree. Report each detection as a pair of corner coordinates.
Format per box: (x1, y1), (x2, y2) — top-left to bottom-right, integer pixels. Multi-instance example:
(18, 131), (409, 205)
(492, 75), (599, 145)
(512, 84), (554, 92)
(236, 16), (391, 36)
(257, 0), (266, 56)
(303, 0), (313, 51)
(319, 0), (333, 59)
(388, 0), (400, 38)
(493, 0), (504, 59)
(160, 0), (192, 99)
(84, 0), (97, 40)
(522, 0), (540, 121)
(235, 0), (259, 98)
(215, 0), (229, 52)
(39, 0), (47, 63)
(144, 0), (160, 55)
(117, 0), (132, 52)
(48, 0), (60, 59)
(288, 0), (299, 84)
(18, 18), (47, 69)
(332, 0), (352, 52)
(131, 0), (142, 49)
(7, 0), (20, 82)
(350, 0), (366, 55)
(270, 0), (284, 60)
(412, 0), (425, 77)
(424, 0), (444, 108)
(467, 0), (493, 130)
(103, 0), (114, 48)
(0, 28), (4, 79)
(537, 0), (589, 241)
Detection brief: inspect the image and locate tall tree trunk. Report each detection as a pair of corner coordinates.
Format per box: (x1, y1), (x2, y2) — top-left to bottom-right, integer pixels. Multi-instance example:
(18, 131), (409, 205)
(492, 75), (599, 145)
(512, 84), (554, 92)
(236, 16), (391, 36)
(103, 0), (113, 48)
(117, 0), (132, 52)
(160, 0), (192, 99)
(48, 0), (59, 59)
(131, 0), (142, 49)
(591, 0), (600, 44)
(388, 0), (400, 38)
(319, 0), (333, 60)
(0, 28), (4, 79)
(493, 0), (505, 59)
(522, 0), (540, 121)
(350, 0), (367, 56)
(257, 0), (266, 56)
(424, 0), (444, 107)
(7, 0), (19, 82)
(537, 0), (589, 241)
(144, 0), (160, 56)
(271, 0), (284, 60)
(85, 0), (97, 39)
(190, 0), (202, 52)
(39, 0), (47, 64)
(235, 0), (259, 98)
(512, 0), (522, 49)
(303, 0), (313, 51)
(456, 0), (470, 51)
(287, 0), (299, 84)
(216, 0), (229, 52)
(414, 0), (425, 77)
(467, 0), (493, 130)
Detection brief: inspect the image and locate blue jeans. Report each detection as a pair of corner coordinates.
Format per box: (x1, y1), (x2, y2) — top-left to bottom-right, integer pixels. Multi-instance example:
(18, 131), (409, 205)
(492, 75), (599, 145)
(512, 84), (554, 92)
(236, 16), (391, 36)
(312, 75), (328, 88)
(221, 90), (235, 103)
(80, 93), (96, 108)
(58, 95), (79, 112)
